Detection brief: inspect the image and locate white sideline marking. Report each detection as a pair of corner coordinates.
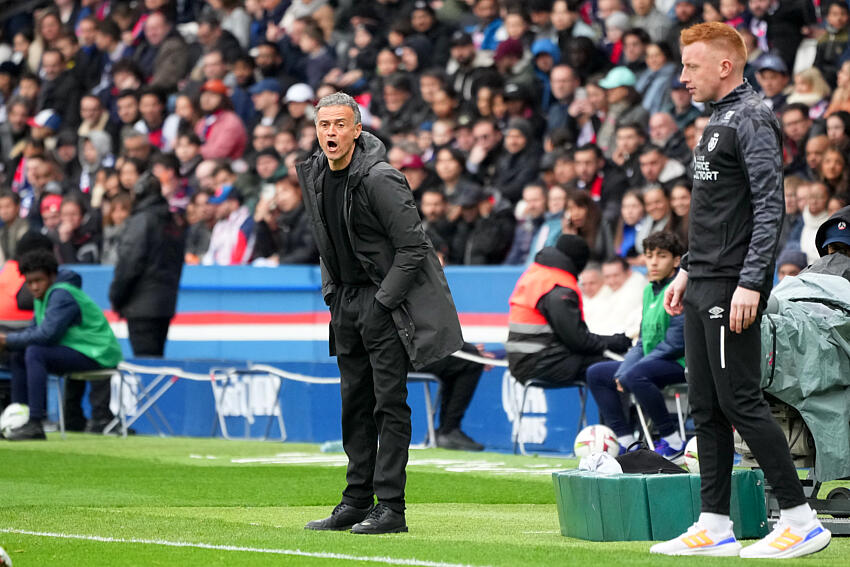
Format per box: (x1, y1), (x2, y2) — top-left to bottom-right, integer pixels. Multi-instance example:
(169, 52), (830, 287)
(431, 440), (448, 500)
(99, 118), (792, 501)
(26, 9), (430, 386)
(0, 528), (488, 567)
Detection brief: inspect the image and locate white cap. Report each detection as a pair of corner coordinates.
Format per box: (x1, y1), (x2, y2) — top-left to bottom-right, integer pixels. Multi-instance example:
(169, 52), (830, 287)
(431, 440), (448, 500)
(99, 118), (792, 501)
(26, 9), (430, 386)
(285, 83), (315, 103)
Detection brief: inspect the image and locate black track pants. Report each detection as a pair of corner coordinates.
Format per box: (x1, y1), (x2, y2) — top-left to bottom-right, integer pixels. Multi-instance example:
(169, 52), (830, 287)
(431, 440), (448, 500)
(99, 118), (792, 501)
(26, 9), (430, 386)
(684, 279), (805, 514)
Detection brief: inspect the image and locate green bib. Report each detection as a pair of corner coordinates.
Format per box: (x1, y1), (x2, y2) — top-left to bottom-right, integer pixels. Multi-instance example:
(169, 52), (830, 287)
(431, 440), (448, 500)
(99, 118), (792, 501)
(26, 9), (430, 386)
(34, 282), (123, 368)
(640, 280), (686, 368)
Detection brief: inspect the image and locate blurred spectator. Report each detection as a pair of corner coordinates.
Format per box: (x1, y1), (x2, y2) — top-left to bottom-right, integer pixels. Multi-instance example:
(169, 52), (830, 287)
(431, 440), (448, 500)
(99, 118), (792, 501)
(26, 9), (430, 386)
(195, 79), (248, 159)
(613, 189), (648, 260)
(596, 66), (648, 156)
(595, 255), (645, 338)
(820, 145), (850, 195)
(252, 176), (317, 265)
(184, 191), (214, 266)
(787, 68), (831, 120)
(574, 143), (628, 225)
(152, 153), (190, 212)
(805, 135), (830, 181)
(420, 187), (455, 255)
(630, 0), (672, 43)
(563, 189), (613, 262)
(638, 144), (686, 188)
(636, 42), (676, 115)
(649, 111), (690, 165)
(780, 103), (812, 176)
(636, 185), (673, 246)
(611, 122), (647, 188)
(37, 48), (82, 130)
(537, 184), (569, 250)
(133, 11), (192, 92)
(110, 173), (185, 357)
(815, 1), (850, 88)
(449, 186), (515, 265)
(100, 192), (132, 266)
(799, 181), (832, 263)
(493, 118), (541, 204)
(466, 118), (503, 187)
(669, 77), (700, 131)
(504, 183), (547, 264)
(0, 191), (29, 263)
(55, 192), (100, 264)
(755, 54), (790, 113)
(827, 60), (850, 115)
(78, 131), (113, 195)
(669, 181), (692, 249)
(776, 249), (808, 282)
(399, 154), (438, 203)
(203, 184), (254, 265)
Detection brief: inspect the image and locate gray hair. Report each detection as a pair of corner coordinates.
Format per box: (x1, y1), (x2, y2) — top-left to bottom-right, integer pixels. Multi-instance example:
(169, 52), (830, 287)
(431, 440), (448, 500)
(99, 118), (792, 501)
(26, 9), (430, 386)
(314, 92), (361, 126)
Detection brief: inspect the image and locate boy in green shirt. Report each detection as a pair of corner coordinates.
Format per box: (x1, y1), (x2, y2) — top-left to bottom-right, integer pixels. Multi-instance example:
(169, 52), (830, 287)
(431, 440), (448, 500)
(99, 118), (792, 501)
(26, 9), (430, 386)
(586, 231), (687, 458)
(0, 250), (122, 440)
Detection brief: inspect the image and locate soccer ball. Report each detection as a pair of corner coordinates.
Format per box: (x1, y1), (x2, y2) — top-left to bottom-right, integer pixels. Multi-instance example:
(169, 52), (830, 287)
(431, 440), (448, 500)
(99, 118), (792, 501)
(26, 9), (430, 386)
(573, 425), (620, 458)
(684, 437), (699, 474)
(0, 544), (11, 566)
(0, 403), (29, 437)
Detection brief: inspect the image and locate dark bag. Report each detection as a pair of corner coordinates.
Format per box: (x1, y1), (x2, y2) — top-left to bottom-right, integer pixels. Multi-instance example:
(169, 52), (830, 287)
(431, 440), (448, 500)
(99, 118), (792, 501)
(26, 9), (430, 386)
(616, 442), (687, 474)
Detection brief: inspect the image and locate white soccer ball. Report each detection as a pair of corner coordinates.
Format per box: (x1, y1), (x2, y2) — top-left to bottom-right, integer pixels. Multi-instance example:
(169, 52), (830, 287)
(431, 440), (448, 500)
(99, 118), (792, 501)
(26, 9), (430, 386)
(0, 544), (11, 566)
(573, 425), (620, 458)
(684, 436), (699, 474)
(0, 403), (29, 437)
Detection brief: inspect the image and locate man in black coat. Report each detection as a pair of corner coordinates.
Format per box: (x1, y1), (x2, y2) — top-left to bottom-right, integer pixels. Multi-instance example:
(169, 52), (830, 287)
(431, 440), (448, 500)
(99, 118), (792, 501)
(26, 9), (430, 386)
(109, 174), (186, 357)
(297, 93), (463, 535)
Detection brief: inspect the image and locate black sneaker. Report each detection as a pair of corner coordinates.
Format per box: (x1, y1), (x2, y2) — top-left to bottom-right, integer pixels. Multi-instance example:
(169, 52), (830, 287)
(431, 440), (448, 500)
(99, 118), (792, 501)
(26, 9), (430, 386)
(5, 420), (46, 441)
(351, 503), (407, 534)
(436, 428), (484, 451)
(305, 503), (373, 531)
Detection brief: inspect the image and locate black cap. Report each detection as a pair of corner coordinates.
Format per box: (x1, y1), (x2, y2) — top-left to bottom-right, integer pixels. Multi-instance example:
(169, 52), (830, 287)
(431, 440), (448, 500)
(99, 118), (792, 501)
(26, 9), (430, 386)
(555, 234), (590, 274)
(255, 147), (281, 161)
(450, 30), (474, 47)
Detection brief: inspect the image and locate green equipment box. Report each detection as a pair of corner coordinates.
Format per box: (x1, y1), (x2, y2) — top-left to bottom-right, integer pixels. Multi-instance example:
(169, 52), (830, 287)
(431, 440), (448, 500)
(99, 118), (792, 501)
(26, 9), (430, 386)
(553, 469), (768, 541)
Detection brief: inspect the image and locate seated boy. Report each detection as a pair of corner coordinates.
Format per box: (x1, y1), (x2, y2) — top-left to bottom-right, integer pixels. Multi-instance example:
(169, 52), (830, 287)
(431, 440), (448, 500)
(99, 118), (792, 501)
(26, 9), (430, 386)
(0, 250), (122, 440)
(586, 231), (687, 458)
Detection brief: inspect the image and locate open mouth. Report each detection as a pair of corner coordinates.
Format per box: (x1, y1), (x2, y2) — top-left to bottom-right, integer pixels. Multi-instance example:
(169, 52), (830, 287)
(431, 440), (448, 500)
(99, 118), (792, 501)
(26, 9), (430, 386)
(327, 140), (338, 150)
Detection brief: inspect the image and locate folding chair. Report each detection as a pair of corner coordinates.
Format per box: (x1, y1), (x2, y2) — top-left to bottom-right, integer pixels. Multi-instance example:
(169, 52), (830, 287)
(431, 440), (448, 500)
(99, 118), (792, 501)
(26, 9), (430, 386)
(54, 368), (127, 438)
(407, 372), (441, 448)
(513, 378), (588, 455)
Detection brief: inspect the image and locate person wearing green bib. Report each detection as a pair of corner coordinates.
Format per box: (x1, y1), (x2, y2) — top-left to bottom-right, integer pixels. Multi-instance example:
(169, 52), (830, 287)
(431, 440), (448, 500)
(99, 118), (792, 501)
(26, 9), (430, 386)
(0, 250), (122, 441)
(586, 231), (687, 459)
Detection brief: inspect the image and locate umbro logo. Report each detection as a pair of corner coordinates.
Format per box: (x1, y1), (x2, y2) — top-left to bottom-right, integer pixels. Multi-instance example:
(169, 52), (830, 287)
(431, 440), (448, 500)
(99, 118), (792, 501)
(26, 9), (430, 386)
(709, 306), (724, 319)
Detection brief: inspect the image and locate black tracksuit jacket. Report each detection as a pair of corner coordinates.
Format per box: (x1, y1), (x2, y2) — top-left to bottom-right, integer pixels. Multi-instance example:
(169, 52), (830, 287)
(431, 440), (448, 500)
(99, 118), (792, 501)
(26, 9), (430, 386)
(682, 81), (785, 296)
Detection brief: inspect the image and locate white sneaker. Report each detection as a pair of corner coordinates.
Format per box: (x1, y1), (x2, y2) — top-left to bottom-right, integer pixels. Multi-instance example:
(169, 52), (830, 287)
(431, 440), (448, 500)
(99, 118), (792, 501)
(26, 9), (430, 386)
(650, 523), (742, 556)
(739, 518), (831, 559)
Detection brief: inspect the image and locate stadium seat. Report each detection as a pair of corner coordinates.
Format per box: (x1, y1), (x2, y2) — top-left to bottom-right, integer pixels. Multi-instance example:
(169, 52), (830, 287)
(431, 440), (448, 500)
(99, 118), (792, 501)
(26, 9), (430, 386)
(513, 378), (588, 455)
(54, 368), (127, 439)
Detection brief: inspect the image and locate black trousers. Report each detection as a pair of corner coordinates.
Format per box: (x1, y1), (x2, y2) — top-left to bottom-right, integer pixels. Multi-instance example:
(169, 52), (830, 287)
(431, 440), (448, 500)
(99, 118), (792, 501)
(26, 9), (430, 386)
(65, 374), (113, 429)
(127, 317), (172, 356)
(421, 342), (483, 433)
(684, 279), (805, 514)
(332, 285), (411, 513)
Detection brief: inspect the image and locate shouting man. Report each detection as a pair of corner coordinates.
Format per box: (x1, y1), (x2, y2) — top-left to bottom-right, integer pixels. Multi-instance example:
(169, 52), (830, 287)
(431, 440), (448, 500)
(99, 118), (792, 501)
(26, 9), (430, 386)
(297, 93), (463, 534)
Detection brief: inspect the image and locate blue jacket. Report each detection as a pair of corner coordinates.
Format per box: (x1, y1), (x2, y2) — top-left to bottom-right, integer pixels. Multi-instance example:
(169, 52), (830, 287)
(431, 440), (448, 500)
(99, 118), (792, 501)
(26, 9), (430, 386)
(6, 271), (84, 350)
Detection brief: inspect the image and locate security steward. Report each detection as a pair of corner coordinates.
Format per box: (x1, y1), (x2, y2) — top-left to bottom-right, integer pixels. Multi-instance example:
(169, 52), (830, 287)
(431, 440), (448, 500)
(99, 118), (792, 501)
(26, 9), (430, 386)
(506, 234), (632, 385)
(297, 93), (463, 535)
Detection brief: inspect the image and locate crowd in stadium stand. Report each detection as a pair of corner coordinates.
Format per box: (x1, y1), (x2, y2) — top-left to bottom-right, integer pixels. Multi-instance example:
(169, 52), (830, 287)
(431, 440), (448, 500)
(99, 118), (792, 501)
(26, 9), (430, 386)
(0, 0), (847, 293)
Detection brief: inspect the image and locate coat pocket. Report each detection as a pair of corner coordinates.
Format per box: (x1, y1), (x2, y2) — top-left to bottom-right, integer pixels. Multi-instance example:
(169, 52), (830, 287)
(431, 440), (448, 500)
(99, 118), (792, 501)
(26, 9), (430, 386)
(391, 302), (416, 351)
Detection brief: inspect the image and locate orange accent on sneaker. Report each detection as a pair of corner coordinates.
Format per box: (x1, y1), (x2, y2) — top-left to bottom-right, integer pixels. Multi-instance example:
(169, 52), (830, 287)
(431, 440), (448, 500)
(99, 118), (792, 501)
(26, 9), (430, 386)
(768, 528), (803, 551)
(681, 530), (714, 548)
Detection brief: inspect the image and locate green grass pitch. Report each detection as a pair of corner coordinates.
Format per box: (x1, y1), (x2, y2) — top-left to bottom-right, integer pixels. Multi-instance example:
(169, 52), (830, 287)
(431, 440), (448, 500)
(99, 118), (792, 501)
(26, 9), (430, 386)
(0, 435), (847, 566)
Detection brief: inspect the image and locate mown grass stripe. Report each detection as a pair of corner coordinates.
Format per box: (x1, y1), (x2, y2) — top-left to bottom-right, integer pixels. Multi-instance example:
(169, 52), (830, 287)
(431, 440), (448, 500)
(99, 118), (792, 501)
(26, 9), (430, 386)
(0, 528), (490, 567)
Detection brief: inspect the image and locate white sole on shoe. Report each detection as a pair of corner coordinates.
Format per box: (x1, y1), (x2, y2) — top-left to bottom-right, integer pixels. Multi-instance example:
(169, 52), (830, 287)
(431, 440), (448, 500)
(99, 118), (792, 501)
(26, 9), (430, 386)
(650, 540), (742, 556)
(740, 527), (831, 559)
